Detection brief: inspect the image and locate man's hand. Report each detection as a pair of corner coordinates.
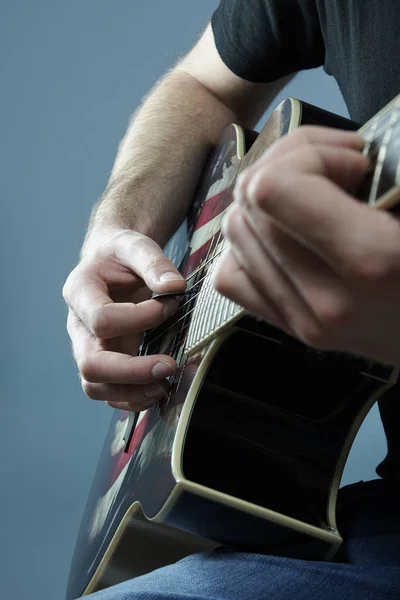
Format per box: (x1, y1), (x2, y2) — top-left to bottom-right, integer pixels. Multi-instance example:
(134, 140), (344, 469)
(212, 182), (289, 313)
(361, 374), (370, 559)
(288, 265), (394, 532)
(63, 229), (186, 411)
(214, 126), (400, 367)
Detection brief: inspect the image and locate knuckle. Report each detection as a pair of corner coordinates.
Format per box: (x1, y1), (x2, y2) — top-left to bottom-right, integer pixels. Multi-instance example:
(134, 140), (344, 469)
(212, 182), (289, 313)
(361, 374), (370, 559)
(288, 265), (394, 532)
(78, 356), (99, 383)
(286, 126), (313, 148)
(90, 307), (111, 339)
(235, 171), (249, 199)
(296, 298), (353, 349)
(62, 280), (70, 303)
(223, 209), (240, 240)
(62, 271), (77, 303)
(247, 169), (278, 209)
(81, 379), (100, 400)
(66, 312), (77, 338)
(294, 125), (322, 143)
(346, 251), (392, 283)
(62, 264), (91, 305)
(314, 296), (353, 330)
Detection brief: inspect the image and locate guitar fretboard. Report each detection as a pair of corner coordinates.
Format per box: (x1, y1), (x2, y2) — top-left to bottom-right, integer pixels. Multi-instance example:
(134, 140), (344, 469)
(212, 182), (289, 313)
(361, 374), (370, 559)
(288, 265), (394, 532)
(185, 95), (400, 353)
(147, 96), (400, 362)
(185, 239), (243, 354)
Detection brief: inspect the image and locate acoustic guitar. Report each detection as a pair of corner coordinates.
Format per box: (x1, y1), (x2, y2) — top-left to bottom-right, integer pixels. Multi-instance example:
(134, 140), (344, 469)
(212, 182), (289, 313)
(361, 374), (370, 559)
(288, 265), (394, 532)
(67, 95), (400, 599)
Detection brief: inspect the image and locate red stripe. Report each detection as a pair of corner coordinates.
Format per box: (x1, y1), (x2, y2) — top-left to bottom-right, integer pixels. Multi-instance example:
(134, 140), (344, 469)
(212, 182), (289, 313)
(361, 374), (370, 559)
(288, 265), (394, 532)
(194, 187), (234, 230)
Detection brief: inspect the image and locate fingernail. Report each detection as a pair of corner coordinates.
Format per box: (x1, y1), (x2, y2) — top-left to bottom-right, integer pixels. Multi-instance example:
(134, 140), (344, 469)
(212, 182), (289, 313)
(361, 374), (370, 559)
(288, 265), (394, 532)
(152, 361), (175, 379)
(144, 382), (165, 399)
(159, 272), (184, 283)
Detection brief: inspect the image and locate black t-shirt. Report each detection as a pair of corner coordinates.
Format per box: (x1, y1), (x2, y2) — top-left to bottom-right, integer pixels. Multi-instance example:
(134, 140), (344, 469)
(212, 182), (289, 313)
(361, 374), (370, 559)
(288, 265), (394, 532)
(211, 0), (400, 481)
(211, 0), (400, 125)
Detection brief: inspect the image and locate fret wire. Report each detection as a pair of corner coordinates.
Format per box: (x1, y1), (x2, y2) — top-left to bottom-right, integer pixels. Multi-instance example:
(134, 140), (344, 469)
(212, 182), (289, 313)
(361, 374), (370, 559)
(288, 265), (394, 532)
(191, 228), (225, 346)
(193, 241), (218, 344)
(192, 278), (204, 346)
(184, 249), (222, 290)
(147, 303), (196, 354)
(148, 237), (229, 350)
(197, 231), (224, 341)
(209, 274), (221, 336)
(212, 237), (225, 332)
(147, 288), (198, 355)
(148, 280), (241, 355)
(205, 232), (225, 341)
(204, 258), (218, 343)
(148, 209), (229, 352)
(148, 282), (212, 351)
(221, 294), (230, 326)
(183, 234), (224, 287)
(193, 233), (220, 345)
(220, 296), (230, 329)
(149, 95), (400, 356)
(157, 245), (226, 324)
(196, 278), (209, 345)
(215, 287), (224, 333)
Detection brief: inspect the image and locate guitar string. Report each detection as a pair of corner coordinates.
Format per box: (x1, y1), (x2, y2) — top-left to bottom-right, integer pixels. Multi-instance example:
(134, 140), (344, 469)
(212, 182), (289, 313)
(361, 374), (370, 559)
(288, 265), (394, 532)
(148, 248), (227, 352)
(149, 113), (397, 355)
(143, 228), (224, 357)
(178, 243), (225, 296)
(183, 241), (225, 284)
(140, 233), (222, 356)
(148, 99), (400, 358)
(164, 231), (220, 360)
(148, 122), (397, 355)
(156, 277), (230, 355)
(168, 229), (226, 356)
(169, 246), (225, 312)
(163, 228), (225, 317)
(146, 232), (228, 352)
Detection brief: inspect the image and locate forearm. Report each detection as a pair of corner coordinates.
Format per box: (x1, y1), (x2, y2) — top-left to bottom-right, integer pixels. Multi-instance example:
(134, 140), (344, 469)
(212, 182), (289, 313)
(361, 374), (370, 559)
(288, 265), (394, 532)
(83, 69), (238, 254)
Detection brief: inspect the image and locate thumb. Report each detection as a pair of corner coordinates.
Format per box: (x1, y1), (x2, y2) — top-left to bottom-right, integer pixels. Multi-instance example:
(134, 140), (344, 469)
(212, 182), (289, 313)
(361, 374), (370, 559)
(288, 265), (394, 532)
(113, 230), (186, 294)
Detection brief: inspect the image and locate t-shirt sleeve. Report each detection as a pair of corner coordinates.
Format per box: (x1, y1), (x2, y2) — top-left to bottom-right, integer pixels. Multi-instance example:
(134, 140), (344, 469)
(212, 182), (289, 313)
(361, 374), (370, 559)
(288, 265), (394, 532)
(211, 0), (325, 82)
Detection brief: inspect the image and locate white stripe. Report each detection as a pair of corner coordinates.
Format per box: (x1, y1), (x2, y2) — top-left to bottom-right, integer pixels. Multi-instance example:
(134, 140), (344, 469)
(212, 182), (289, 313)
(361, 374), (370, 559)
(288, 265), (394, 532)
(190, 208), (229, 254)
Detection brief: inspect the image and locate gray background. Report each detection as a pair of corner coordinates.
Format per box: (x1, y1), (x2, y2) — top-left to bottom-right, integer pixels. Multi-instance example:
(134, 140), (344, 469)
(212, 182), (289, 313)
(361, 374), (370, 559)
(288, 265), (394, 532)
(0, 2), (387, 599)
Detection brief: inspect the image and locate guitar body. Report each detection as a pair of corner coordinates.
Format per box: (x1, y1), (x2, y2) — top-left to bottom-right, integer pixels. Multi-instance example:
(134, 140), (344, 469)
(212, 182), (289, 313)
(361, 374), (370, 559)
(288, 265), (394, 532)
(67, 98), (398, 599)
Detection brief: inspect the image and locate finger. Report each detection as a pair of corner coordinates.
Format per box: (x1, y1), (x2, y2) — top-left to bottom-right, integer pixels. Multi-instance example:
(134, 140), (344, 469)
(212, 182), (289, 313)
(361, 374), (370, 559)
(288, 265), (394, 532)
(82, 379), (170, 411)
(68, 271), (179, 339)
(229, 206), (354, 345)
(68, 312), (176, 383)
(236, 144), (369, 207)
(112, 231), (186, 294)
(237, 166), (399, 281)
(213, 244), (289, 332)
(240, 126), (364, 179)
(221, 208), (320, 339)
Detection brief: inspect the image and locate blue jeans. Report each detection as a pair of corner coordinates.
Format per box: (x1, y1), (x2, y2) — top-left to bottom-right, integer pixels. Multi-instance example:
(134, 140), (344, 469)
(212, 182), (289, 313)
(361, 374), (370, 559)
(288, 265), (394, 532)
(85, 480), (400, 599)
